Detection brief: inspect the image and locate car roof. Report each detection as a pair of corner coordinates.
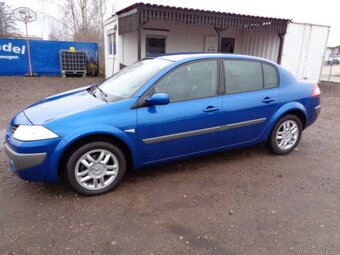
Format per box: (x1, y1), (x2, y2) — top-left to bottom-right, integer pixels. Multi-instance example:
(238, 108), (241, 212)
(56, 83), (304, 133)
(157, 53), (276, 65)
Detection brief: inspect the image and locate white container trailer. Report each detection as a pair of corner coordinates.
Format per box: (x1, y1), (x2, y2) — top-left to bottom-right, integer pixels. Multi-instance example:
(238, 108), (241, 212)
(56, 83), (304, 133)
(281, 23), (330, 82)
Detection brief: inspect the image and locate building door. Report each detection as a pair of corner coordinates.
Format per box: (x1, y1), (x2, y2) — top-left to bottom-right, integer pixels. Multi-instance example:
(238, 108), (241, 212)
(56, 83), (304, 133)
(221, 38), (235, 53)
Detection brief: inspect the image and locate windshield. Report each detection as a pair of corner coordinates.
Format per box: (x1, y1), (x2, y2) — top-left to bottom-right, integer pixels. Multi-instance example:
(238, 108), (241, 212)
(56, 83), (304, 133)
(97, 58), (172, 101)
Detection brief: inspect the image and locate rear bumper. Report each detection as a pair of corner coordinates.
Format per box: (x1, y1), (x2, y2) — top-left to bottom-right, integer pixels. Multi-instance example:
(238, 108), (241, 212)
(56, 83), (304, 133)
(4, 142), (46, 170)
(315, 105), (321, 118)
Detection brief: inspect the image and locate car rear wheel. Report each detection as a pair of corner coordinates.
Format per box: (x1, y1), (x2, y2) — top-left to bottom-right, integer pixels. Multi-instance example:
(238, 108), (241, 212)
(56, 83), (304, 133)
(65, 141), (126, 196)
(268, 115), (302, 155)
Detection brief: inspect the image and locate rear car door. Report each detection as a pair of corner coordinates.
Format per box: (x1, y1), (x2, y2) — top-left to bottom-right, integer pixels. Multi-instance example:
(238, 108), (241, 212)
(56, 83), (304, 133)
(137, 59), (223, 163)
(219, 59), (280, 146)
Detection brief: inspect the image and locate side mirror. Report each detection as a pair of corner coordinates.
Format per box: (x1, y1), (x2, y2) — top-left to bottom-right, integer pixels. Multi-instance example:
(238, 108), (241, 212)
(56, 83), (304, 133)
(146, 93), (169, 106)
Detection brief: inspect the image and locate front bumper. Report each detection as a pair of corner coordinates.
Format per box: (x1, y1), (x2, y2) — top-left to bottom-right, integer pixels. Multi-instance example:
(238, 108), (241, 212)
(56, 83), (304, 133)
(4, 134), (65, 182)
(4, 142), (47, 170)
(4, 112), (65, 182)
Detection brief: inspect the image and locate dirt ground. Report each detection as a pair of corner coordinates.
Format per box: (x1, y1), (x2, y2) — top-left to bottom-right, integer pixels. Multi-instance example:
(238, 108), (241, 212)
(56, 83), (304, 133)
(0, 77), (339, 255)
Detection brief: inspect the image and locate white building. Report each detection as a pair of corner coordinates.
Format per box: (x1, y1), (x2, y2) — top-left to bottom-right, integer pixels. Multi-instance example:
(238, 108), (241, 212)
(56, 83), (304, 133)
(104, 3), (329, 82)
(325, 45), (340, 64)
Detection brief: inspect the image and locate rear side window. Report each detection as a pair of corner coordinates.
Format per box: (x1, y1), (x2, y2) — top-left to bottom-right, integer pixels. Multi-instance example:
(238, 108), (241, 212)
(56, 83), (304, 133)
(263, 63), (279, 88)
(223, 60), (263, 93)
(223, 60), (279, 93)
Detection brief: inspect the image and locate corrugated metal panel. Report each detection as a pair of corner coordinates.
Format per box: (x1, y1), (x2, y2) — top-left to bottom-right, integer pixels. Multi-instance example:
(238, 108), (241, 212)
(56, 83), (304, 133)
(117, 3), (290, 22)
(117, 3), (290, 34)
(241, 31), (279, 62)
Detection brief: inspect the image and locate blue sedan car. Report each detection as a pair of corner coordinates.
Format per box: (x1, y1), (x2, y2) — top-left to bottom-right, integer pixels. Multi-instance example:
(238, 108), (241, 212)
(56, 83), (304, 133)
(4, 54), (321, 195)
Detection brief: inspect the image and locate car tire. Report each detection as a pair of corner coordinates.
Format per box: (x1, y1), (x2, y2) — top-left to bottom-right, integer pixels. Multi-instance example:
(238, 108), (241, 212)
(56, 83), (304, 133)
(65, 141), (126, 196)
(268, 115), (302, 155)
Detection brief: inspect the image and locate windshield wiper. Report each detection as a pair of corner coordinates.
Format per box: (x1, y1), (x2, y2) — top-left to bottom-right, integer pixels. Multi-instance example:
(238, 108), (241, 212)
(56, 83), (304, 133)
(88, 84), (97, 96)
(95, 86), (108, 102)
(88, 84), (108, 102)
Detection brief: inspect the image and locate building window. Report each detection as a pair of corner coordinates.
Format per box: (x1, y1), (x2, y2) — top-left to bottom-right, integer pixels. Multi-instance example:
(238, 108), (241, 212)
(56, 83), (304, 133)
(146, 36), (166, 57)
(107, 33), (116, 56)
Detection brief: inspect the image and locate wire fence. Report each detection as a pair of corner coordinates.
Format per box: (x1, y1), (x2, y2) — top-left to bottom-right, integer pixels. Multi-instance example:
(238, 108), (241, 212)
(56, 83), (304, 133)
(321, 63), (340, 82)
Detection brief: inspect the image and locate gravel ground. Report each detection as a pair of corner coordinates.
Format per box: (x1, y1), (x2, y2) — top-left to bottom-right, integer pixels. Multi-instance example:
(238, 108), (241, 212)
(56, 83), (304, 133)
(0, 77), (339, 255)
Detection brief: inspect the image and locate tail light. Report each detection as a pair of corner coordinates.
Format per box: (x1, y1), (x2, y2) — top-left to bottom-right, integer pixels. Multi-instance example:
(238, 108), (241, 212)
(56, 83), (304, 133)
(312, 83), (321, 97)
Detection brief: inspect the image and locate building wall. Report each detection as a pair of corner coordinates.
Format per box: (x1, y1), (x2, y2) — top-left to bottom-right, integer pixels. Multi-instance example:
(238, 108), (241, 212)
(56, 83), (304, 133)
(104, 16), (118, 78)
(104, 20), (281, 76)
(333, 46), (340, 53)
(325, 47), (332, 59)
(140, 21), (244, 57)
(121, 31), (138, 66)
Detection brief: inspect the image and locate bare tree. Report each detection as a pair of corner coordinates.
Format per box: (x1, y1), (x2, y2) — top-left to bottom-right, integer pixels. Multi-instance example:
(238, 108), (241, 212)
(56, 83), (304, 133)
(46, 0), (105, 42)
(0, 2), (18, 37)
(48, 18), (73, 41)
(45, 0), (106, 73)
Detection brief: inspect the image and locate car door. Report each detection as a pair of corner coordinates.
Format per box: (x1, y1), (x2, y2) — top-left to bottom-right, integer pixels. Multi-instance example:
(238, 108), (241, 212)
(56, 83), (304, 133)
(137, 59), (223, 163)
(218, 59), (280, 146)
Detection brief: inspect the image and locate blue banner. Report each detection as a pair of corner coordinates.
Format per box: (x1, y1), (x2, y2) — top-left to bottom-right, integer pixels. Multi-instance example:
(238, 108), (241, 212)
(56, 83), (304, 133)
(0, 38), (98, 76)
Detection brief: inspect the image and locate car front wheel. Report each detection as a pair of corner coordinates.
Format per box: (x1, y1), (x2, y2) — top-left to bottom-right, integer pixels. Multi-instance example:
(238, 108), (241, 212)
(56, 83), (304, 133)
(268, 115), (302, 155)
(65, 141), (126, 196)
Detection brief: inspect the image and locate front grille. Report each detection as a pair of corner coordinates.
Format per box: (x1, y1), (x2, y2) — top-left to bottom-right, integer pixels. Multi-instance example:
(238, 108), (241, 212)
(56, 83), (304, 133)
(10, 125), (18, 135)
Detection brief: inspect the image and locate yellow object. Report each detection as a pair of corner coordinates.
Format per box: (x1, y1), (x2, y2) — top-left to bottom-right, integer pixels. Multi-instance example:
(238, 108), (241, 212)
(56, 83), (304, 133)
(69, 47), (76, 52)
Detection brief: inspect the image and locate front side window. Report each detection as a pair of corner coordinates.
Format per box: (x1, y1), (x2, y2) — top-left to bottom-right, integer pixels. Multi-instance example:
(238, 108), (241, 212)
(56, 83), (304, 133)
(155, 60), (218, 102)
(98, 58), (172, 101)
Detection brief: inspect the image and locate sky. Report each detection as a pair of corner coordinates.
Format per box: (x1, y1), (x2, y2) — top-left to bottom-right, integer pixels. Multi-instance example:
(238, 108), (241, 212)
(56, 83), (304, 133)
(5, 0), (340, 46)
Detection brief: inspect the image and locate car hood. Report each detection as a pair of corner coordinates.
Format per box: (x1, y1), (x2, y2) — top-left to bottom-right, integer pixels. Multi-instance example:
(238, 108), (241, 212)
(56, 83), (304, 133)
(24, 87), (106, 124)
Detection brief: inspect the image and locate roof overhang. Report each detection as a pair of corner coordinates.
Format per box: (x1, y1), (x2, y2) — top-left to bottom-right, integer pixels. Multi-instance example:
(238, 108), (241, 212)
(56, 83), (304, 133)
(116, 3), (291, 35)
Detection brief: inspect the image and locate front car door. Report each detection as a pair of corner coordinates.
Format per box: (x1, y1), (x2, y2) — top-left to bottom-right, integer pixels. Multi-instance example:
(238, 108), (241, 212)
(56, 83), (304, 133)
(137, 59), (223, 164)
(219, 59), (280, 147)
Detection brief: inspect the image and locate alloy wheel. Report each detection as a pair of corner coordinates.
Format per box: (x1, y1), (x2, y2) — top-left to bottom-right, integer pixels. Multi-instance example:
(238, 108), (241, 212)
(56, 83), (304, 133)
(74, 149), (119, 190)
(275, 120), (299, 151)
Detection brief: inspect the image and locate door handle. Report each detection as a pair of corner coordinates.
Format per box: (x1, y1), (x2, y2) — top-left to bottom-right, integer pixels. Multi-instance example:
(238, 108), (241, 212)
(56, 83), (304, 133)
(261, 97), (276, 104)
(203, 106), (220, 113)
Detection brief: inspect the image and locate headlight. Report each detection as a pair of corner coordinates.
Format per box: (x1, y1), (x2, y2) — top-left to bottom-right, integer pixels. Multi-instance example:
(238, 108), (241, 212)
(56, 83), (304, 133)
(13, 125), (59, 141)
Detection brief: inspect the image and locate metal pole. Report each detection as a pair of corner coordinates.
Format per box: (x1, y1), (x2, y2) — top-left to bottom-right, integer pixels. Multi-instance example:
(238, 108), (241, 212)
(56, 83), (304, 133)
(277, 33), (285, 65)
(25, 18), (33, 77)
(137, 13), (142, 60)
(214, 27), (222, 53)
(328, 62), (333, 82)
